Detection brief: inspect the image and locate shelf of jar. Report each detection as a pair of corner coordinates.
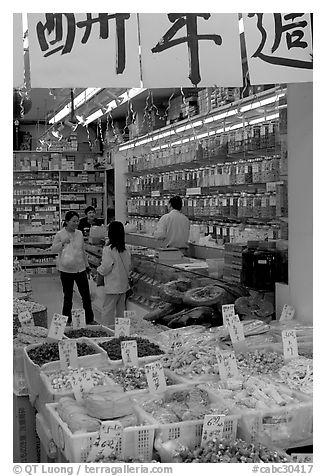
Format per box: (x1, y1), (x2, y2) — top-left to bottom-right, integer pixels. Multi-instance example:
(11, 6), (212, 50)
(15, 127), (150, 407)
(60, 181), (104, 184)
(60, 191), (104, 194)
(13, 242), (52, 246)
(13, 231), (58, 235)
(18, 262), (56, 267)
(127, 212), (286, 225)
(13, 251), (55, 256)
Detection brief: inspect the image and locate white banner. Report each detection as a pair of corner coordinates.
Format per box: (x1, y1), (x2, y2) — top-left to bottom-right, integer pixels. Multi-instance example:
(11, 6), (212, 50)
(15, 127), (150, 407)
(139, 13), (243, 87)
(28, 13), (141, 87)
(13, 13), (25, 88)
(243, 13), (313, 85)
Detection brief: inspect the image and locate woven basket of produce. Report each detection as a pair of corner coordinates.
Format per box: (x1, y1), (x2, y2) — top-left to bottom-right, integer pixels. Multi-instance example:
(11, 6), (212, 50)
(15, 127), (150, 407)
(13, 298), (48, 335)
(183, 285), (234, 307)
(160, 279), (192, 304)
(235, 296), (274, 323)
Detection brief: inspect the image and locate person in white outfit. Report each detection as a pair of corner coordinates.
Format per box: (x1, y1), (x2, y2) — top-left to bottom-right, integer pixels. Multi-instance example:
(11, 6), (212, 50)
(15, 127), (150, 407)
(96, 221), (131, 327)
(154, 195), (190, 252)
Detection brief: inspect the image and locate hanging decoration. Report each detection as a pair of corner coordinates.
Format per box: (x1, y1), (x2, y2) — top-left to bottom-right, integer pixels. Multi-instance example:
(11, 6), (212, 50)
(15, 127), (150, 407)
(13, 88), (32, 120)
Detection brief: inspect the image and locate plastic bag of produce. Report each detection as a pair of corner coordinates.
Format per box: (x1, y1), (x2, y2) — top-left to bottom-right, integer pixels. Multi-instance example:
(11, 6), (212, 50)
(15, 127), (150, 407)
(61, 242), (77, 269)
(83, 384), (133, 419)
(154, 436), (190, 463)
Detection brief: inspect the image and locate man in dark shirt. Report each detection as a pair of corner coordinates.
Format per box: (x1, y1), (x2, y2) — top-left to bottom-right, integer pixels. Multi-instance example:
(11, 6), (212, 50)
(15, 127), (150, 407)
(78, 206), (103, 237)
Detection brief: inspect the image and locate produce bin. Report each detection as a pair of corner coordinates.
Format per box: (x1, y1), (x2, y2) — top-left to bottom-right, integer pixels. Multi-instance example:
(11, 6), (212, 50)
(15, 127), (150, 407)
(23, 337), (108, 405)
(13, 307), (48, 335)
(46, 402), (157, 463)
(36, 412), (58, 460)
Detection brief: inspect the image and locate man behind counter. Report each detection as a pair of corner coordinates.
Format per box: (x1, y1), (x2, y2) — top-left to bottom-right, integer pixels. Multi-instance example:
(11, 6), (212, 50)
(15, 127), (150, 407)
(154, 195), (190, 252)
(78, 206), (103, 237)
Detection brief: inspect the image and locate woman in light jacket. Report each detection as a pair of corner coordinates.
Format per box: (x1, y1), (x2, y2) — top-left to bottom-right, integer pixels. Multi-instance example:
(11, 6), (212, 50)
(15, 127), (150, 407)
(97, 221), (131, 327)
(51, 211), (94, 324)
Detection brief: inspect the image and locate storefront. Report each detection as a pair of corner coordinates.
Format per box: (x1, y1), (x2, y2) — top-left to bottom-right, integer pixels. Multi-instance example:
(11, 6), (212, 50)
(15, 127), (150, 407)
(12, 12), (313, 467)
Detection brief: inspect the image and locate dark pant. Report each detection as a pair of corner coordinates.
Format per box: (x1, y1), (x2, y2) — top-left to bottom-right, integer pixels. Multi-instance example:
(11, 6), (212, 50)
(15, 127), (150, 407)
(60, 270), (94, 324)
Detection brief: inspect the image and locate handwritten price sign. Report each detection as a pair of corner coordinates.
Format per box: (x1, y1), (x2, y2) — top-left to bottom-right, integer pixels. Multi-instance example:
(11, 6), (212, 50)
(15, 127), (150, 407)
(18, 310), (34, 328)
(201, 414), (225, 447)
(87, 421), (122, 462)
(222, 304), (235, 325)
(169, 330), (183, 351)
(124, 310), (137, 319)
(282, 329), (299, 360)
(115, 318), (130, 338)
(47, 313), (68, 341)
(69, 368), (96, 402)
(121, 340), (138, 367)
(280, 304), (295, 322)
(145, 361), (167, 394)
(58, 340), (78, 370)
(216, 349), (240, 380)
(72, 309), (86, 329)
(224, 314), (248, 352)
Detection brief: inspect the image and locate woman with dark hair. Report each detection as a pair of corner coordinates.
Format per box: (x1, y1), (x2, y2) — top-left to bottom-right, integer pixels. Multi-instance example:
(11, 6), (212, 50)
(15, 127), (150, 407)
(96, 221), (131, 326)
(51, 211), (95, 324)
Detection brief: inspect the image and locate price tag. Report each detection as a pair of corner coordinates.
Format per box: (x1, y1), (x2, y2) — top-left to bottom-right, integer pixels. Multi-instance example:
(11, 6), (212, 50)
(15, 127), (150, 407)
(47, 313), (68, 341)
(145, 361), (167, 394)
(169, 331), (183, 351)
(124, 310), (137, 319)
(222, 304), (235, 325)
(201, 414), (226, 447)
(121, 340), (138, 367)
(18, 310), (34, 328)
(224, 314), (248, 352)
(280, 304), (295, 322)
(69, 368), (96, 402)
(86, 421), (122, 462)
(282, 330), (299, 360)
(216, 350), (240, 380)
(71, 309), (86, 329)
(292, 454), (313, 463)
(151, 191), (160, 197)
(114, 318), (130, 337)
(58, 340), (78, 370)
(186, 187), (201, 196)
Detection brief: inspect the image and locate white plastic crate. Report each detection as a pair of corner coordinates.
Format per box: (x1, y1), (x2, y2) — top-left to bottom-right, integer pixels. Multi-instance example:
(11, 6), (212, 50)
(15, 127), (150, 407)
(46, 402), (156, 463)
(23, 337), (108, 404)
(35, 412), (58, 459)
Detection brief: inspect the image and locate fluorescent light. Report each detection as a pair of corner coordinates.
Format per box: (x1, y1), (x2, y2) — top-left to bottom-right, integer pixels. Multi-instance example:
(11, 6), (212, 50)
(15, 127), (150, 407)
(83, 108), (104, 124)
(239, 17), (244, 34)
(240, 94), (285, 113)
(49, 88), (102, 124)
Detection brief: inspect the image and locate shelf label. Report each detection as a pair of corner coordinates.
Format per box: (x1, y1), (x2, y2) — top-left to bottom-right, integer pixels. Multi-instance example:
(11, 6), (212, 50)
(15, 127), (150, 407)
(224, 314), (248, 352)
(222, 304), (235, 325)
(59, 340), (78, 370)
(201, 414), (226, 447)
(169, 330), (183, 351)
(71, 309), (86, 329)
(121, 340), (138, 367)
(115, 318), (130, 338)
(216, 349), (240, 380)
(151, 191), (160, 197)
(282, 329), (299, 360)
(47, 313), (68, 341)
(87, 421), (122, 462)
(145, 360), (167, 394)
(280, 304), (295, 322)
(18, 310), (34, 328)
(186, 187), (201, 196)
(69, 368), (97, 402)
(124, 310), (137, 319)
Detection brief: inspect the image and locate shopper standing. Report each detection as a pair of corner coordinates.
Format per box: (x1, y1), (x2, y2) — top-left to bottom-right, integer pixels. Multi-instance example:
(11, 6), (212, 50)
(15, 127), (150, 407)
(154, 195), (190, 252)
(78, 205), (103, 237)
(96, 221), (131, 327)
(51, 211), (95, 324)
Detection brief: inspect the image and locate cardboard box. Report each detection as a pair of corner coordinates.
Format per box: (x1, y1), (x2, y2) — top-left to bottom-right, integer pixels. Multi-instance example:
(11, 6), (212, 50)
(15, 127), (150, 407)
(13, 390), (39, 463)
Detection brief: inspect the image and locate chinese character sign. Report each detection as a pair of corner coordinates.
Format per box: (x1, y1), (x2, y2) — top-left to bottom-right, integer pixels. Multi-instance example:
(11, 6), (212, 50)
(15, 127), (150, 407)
(13, 13), (25, 87)
(145, 361), (167, 394)
(87, 421), (122, 462)
(282, 329), (299, 359)
(243, 13), (313, 84)
(27, 13), (141, 87)
(47, 313), (68, 340)
(139, 13), (243, 87)
(72, 309), (86, 329)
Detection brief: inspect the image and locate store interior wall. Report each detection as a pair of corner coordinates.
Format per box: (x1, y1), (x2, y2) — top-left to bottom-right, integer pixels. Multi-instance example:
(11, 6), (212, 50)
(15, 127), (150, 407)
(287, 82), (313, 324)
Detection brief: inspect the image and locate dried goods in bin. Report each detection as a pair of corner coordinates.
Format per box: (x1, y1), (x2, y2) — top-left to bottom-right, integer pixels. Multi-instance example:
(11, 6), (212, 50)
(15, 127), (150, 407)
(27, 342), (97, 366)
(98, 336), (164, 360)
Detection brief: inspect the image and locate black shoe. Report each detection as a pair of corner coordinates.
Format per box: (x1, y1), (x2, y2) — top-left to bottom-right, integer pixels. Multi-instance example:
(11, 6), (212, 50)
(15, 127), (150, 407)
(87, 320), (98, 325)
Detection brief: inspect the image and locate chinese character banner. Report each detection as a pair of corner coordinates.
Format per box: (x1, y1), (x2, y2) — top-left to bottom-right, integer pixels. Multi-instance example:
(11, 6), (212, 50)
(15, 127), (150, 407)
(13, 13), (25, 88)
(138, 13), (243, 87)
(27, 13), (141, 87)
(243, 13), (313, 85)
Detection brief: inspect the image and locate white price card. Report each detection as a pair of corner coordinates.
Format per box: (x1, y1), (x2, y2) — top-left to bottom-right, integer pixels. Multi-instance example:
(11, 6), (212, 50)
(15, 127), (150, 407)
(18, 310), (34, 328)
(58, 340), (78, 370)
(86, 421), (122, 462)
(282, 329), (299, 360)
(124, 310), (137, 319)
(115, 318), (130, 337)
(169, 331), (183, 351)
(47, 313), (68, 341)
(280, 304), (295, 322)
(222, 304), (235, 325)
(216, 350), (240, 380)
(145, 361), (167, 394)
(69, 368), (96, 402)
(71, 309), (86, 329)
(186, 187), (201, 196)
(201, 414), (226, 447)
(224, 314), (248, 352)
(121, 340), (138, 367)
